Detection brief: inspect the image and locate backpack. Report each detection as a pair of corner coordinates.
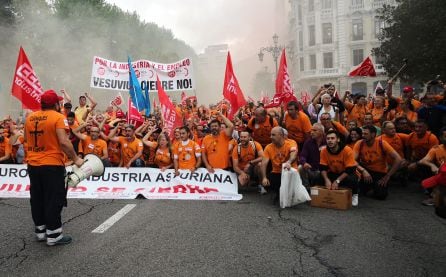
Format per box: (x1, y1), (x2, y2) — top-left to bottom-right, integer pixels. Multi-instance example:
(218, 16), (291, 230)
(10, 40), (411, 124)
(237, 140), (258, 161)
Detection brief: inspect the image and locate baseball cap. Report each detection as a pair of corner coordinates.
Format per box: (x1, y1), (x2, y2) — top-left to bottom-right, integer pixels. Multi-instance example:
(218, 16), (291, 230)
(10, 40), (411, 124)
(41, 90), (63, 106)
(403, 86), (414, 93)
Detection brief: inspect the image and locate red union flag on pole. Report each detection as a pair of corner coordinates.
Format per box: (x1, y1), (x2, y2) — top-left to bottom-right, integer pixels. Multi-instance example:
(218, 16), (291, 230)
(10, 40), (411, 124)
(222, 52), (247, 119)
(265, 49), (297, 108)
(348, 56), (377, 77)
(127, 97), (144, 128)
(156, 76), (183, 139)
(11, 47), (44, 111)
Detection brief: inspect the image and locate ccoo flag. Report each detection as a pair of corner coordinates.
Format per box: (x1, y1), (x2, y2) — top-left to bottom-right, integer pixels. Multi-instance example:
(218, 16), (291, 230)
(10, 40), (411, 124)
(222, 52), (247, 119)
(348, 56), (377, 77)
(128, 56), (148, 112)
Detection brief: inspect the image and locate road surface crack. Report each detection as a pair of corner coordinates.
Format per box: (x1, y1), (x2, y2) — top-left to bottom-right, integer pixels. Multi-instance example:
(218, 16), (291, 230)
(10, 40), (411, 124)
(63, 200), (114, 225)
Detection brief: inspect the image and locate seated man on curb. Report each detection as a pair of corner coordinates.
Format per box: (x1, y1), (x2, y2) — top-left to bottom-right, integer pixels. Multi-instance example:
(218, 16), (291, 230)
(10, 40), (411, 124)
(353, 125), (402, 200)
(260, 127), (298, 204)
(299, 123), (325, 188)
(232, 130), (264, 192)
(320, 129), (359, 206)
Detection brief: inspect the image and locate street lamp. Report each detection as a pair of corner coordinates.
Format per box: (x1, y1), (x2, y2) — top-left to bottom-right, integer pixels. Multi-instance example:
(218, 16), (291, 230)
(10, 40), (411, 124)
(258, 33), (284, 77)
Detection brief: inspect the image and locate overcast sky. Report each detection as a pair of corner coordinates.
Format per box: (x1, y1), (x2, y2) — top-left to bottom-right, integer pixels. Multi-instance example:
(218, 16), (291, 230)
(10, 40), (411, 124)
(105, 0), (287, 61)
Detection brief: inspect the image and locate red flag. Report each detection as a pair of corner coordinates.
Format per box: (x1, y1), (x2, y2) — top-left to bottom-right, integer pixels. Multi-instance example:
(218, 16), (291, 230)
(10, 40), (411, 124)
(156, 76), (183, 139)
(265, 49), (297, 108)
(348, 56), (376, 77)
(300, 91), (312, 105)
(11, 47), (44, 111)
(127, 97), (144, 128)
(110, 92), (123, 106)
(181, 91), (187, 105)
(222, 52), (247, 119)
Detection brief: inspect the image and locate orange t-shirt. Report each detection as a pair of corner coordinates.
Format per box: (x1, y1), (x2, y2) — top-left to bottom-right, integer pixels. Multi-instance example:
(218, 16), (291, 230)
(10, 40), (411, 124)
(395, 110), (417, 123)
(371, 107), (384, 127)
(320, 146), (357, 174)
(118, 137), (143, 166)
(406, 132), (439, 161)
(247, 116), (278, 147)
(150, 142), (172, 168)
(263, 140), (298, 173)
(282, 112), (312, 144)
(25, 110), (69, 166)
(329, 121), (349, 138)
(396, 98), (422, 111)
(0, 137), (12, 158)
(378, 133), (409, 159)
(424, 144), (446, 166)
(201, 131), (231, 169)
(108, 140), (121, 165)
(173, 139), (201, 170)
(345, 102), (368, 126)
(353, 138), (398, 173)
(232, 141), (263, 169)
(80, 136), (107, 157)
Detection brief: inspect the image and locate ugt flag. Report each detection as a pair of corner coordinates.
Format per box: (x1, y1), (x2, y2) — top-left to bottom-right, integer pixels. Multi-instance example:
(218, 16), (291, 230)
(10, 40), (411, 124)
(222, 52), (247, 119)
(128, 56), (148, 112)
(348, 56), (377, 77)
(156, 76), (183, 139)
(265, 49), (297, 108)
(11, 47), (44, 111)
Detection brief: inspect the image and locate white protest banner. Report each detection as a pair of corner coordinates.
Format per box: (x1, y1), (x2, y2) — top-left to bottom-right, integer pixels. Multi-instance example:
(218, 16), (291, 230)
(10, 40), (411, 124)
(0, 165), (242, 201)
(90, 56), (194, 92)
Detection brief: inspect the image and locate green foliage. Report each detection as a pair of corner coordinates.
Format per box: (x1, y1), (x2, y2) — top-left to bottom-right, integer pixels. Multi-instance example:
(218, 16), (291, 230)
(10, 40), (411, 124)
(373, 0), (446, 83)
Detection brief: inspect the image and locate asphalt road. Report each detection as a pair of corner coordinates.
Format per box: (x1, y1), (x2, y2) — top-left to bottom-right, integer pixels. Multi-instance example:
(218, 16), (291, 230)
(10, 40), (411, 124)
(1, 182), (445, 277)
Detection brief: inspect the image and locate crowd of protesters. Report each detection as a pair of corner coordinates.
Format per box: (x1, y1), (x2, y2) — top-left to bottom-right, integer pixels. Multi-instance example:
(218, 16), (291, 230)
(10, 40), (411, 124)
(1, 79), (445, 207)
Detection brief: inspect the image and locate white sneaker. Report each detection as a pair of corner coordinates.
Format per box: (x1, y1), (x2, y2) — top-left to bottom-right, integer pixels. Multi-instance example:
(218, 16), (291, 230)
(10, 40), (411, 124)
(259, 185), (267, 195)
(352, 194), (359, 207)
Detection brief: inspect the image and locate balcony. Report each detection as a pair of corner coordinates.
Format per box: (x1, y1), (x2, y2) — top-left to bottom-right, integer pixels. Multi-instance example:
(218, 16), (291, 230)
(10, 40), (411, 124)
(307, 15), (315, 25)
(372, 0), (396, 9)
(318, 68), (339, 75)
(350, 2), (364, 12)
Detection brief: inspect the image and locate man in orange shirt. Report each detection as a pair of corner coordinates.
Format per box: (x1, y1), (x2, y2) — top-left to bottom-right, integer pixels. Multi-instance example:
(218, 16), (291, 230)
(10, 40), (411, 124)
(72, 124), (109, 166)
(107, 124), (144, 168)
(260, 127), (298, 204)
(344, 93), (368, 126)
(232, 130), (264, 188)
(247, 107), (279, 148)
(282, 101), (312, 150)
(24, 90), (84, 246)
(417, 127), (446, 206)
(354, 125), (402, 200)
(406, 120), (439, 177)
(319, 112), (349, 140)
(201, 112), (234, 172)
(0, 127), (13, 163)
(320, 130), (359, 206)
(173, 126), (202, 175)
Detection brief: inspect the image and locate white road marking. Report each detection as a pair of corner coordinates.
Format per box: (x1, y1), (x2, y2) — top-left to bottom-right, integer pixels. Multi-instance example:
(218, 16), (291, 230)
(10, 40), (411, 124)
(92, 204), (136, 233)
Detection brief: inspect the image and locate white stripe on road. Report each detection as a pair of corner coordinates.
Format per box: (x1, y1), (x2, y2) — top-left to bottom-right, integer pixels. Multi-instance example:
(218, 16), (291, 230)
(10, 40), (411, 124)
(92, 204), (136, 234)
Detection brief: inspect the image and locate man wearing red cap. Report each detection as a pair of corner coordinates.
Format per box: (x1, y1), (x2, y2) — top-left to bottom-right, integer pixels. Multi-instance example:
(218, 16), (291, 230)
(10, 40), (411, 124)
(25, 90), (84, 246)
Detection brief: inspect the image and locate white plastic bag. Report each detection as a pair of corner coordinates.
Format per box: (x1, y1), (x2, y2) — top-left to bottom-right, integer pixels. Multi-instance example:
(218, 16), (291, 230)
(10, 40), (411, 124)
(280, 165), (311, 208)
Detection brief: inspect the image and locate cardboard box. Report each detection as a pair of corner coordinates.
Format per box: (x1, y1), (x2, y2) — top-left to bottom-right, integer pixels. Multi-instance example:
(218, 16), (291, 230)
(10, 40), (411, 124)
(310, 186), (352, 210)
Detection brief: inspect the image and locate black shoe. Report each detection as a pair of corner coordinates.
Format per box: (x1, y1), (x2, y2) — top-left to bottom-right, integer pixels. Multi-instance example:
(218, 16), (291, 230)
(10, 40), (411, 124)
(47, 235), (72, 246)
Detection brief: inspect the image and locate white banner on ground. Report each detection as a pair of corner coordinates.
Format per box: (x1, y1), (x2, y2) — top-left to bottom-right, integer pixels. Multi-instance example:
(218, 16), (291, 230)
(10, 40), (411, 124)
(0, 165), (242, 201)
(90, 56), (194, 91)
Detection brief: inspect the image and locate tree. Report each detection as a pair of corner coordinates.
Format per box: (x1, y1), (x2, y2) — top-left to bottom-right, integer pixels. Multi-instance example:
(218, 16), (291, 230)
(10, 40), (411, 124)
(373, 0), (446, 83)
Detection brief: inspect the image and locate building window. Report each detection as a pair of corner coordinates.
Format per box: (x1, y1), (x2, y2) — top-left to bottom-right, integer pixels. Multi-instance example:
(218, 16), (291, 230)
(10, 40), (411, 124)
(308, 0), (314, 12)
(322, 23), (333, 44)
(309, 25), (316, 46)
(299, 57), (304, 71)
(310, 54), (316, 70)
(323, 52), (333, 68)
(352, 49), (364, 66)
(299, 31), (303, 51)
(321, 0), (332, 9)
(374, 17), (386, 38)
(373, 54), (385, 65)
(352, 18), (363, 41)
(351, 0), (364, 7)
(298, 5), (302, 25)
